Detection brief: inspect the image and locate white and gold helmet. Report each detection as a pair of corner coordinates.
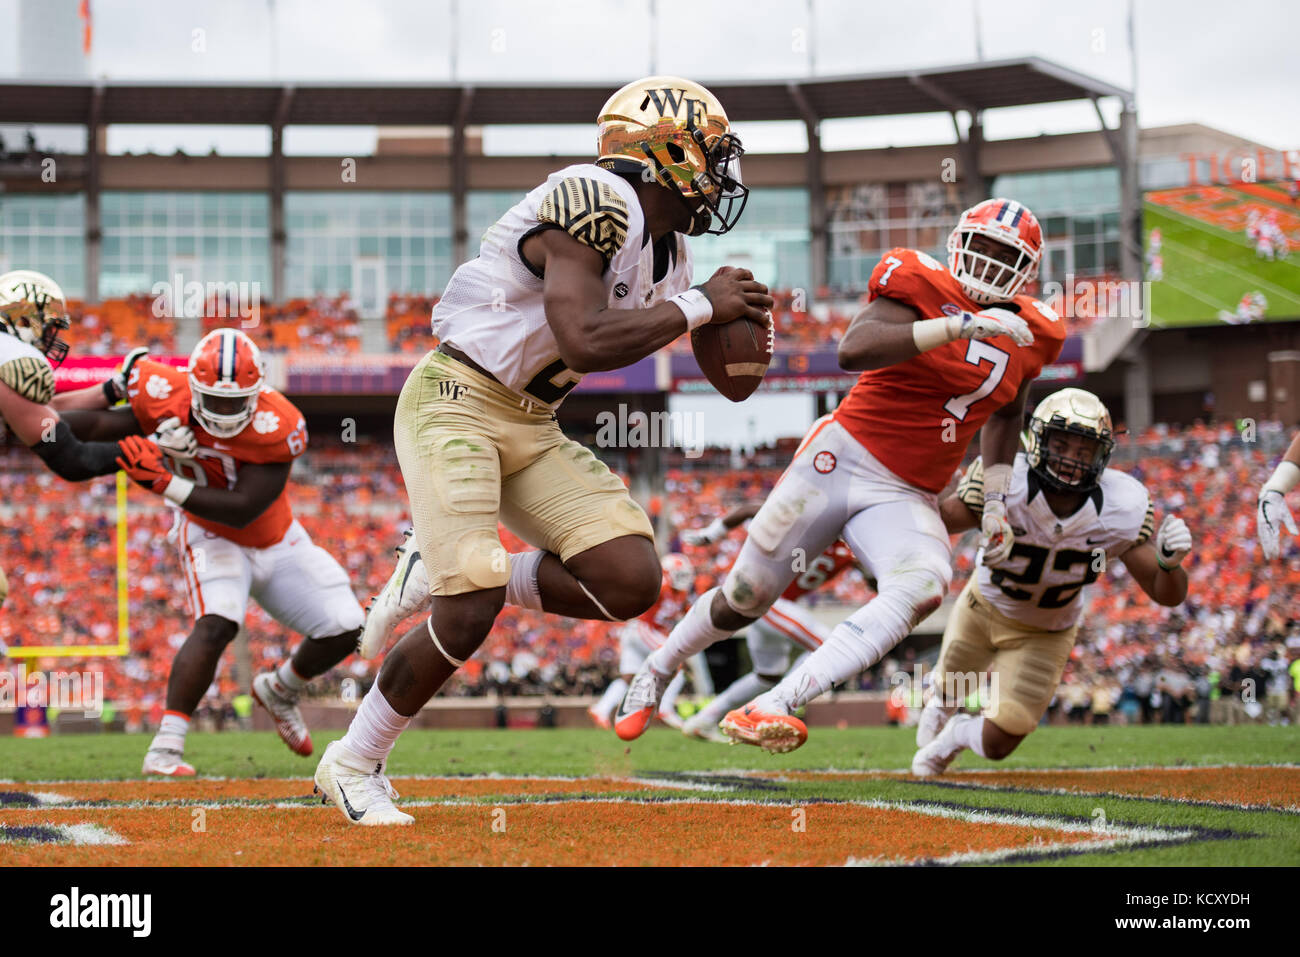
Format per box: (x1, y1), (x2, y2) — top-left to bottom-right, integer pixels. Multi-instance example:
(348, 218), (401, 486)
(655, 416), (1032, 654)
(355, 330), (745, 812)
(1025, 388), (1115, 493)
(0, 270), (70, 365)
(596, 75), (748, 236)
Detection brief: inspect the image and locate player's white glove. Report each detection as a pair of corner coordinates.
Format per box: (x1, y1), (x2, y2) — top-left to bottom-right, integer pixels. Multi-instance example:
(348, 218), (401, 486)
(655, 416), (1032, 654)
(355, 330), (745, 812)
(954, 307), (1034, 347)
(103, 346), (149, 404)
(1257, 490), (1296, 560)
(150, 416), (198, 460)
(681, 517), (728, 547)
(980, 497), (1014, 565)
(1154, 514), (1192, 570)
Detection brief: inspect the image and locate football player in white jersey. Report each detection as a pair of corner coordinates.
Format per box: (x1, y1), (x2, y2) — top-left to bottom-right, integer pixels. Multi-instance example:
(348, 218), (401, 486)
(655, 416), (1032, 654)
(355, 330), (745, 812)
(315, 75), (771, 825)
(0, 270), (191, 611)
(1256, 431), (1300, 559)
(0, 270), (187, 483)
(911, 388), (1192, 776)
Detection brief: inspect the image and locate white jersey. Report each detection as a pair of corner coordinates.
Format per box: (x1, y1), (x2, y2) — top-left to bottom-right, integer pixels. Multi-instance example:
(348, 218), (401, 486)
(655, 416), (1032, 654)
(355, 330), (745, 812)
(432, 162), (694, 408)
(0, 331), (55, 427)
(958, 454), (1154, 631)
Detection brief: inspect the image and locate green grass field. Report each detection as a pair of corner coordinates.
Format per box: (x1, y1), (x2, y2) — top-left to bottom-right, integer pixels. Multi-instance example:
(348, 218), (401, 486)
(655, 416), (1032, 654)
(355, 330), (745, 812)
(1145, 201), (1300, 327)
(2, 725), (1297, 866)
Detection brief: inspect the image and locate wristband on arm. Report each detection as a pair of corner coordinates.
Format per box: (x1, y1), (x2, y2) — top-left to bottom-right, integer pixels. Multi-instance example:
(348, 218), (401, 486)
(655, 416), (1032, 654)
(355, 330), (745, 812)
(1262, 461), (1300, 497)
(671, 287), (714, 332)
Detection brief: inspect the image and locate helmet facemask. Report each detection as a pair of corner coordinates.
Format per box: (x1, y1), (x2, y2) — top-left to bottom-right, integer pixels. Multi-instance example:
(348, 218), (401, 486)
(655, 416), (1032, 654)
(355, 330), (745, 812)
(190, 385), (260, 438)
(1028, 420), (1114, 493)
(947, 229), (1039, 304)
(0, 271), (71, 366)
(681, 128), (749, 236)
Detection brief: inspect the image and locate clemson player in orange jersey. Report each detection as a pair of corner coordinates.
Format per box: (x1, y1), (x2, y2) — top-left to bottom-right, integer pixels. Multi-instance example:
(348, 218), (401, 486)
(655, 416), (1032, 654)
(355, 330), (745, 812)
(59, 329), (364, 775)
(618, 198), (1067, 751)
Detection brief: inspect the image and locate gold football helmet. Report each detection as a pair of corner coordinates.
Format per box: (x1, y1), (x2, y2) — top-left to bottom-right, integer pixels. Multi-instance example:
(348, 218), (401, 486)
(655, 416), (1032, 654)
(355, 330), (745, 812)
(1026, 388), (1115, 492)
(596, 75), (748, 236)
(0, 269), (70, 366)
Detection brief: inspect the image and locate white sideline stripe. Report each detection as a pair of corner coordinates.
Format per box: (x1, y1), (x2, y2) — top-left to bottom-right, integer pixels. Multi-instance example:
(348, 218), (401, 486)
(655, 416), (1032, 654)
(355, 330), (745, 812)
(31, 791), (73, 805)
(723, 762), (1300, 777)
(0, 822), (128, 846)
(58, 823), (129, 846)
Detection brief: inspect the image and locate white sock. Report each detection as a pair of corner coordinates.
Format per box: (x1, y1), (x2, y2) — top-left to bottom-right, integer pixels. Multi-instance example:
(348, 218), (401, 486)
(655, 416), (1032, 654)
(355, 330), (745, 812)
(652, 588), (733, 675)
(759, 590), (922, 711)
(686, 651), (714, 697)
(592, 678), (628, 720)
(341, 688), (411, 763)
(276, 660), (307, 693)
(753, 666), (831, 713)
(659, 670), (688, 716)
(505, 550), (545, 611)
(151, 711), (189, 752)
(693, 671), (775, 725)
(950, 713), (988, 758)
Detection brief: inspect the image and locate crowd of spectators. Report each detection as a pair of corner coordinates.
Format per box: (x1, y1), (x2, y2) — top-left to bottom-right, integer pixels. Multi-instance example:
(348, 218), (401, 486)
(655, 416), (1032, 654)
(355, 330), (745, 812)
(55, 273), (1122, 364)
(3, 421), (1298, 726)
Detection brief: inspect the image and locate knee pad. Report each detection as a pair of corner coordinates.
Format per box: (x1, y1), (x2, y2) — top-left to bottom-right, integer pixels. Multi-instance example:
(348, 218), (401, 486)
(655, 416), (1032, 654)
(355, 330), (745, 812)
(602, 497), (655, 540)
(877, 557), (951, 630)
(987, 698), (1039, 737)
(456, 531), (510, 590)
(722, 566), (782, 618)
(317, 598), (365, 637)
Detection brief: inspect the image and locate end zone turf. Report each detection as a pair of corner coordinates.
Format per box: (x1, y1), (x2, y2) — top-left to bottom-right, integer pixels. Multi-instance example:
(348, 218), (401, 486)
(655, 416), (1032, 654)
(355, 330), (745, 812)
(0, 726), (1296, 866)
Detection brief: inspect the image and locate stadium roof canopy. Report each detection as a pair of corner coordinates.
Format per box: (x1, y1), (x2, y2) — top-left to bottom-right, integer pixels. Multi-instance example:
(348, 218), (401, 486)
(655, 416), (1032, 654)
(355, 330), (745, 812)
(0, 57), (1131, 126)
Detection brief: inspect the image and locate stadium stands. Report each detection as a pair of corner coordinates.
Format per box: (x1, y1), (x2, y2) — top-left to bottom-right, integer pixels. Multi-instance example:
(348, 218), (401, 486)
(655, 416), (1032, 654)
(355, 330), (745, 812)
(3, 421), (1296, 725)
(57, 277), (1120, 364)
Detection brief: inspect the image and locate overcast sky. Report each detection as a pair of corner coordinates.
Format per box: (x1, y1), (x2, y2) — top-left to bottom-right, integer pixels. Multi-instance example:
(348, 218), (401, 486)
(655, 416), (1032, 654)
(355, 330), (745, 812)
(0, 0), (1295, 156)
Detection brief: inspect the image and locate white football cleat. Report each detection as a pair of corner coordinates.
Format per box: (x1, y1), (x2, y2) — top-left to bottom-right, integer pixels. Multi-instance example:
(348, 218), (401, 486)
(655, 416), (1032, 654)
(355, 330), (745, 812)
(681, 711), (730, 743)
(911, 713), (972, 778)
(359, 529), (431, 659)
(142, 748), (195, 777)
(313, 740), (413, 826)
(915, 698), (958, 749)
(614, 659), (675, 741)
(252, 671), (313, 756)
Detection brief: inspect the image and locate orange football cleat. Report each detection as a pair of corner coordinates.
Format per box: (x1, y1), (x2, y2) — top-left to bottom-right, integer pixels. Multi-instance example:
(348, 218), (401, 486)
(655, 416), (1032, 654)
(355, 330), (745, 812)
(720, 703), (808, 753)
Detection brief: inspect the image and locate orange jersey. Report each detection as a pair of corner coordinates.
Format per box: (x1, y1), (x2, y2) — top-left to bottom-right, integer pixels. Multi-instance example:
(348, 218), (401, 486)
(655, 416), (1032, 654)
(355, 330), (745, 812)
(639, 576), (692, 635)
(127, 358), (307, 548)
(832, 248), (1065, 492)
(781, 539), (856, 601)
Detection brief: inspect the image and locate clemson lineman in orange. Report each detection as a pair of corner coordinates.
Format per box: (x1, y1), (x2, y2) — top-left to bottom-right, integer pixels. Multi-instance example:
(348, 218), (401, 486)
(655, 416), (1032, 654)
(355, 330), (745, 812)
(59, 328), (364, 775)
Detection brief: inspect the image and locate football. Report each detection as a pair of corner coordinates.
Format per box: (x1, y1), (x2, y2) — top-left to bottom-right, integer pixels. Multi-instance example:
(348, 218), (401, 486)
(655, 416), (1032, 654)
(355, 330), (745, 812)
(689, 312), (774, 402)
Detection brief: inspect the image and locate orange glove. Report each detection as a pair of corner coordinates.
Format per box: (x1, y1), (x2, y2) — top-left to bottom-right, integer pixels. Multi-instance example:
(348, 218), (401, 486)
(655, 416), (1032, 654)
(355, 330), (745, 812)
(116, 435), (192, 503)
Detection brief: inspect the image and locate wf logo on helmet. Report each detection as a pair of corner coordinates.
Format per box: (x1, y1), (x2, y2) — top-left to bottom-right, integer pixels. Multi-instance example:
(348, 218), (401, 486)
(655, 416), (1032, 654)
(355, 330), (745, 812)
(640, 88), (708, 125)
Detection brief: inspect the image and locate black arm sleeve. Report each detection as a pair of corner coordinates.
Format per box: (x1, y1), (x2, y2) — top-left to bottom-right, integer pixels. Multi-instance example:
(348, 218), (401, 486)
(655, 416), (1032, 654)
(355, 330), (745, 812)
(61, 406), (143, 442)
(30, 420), (123, 482)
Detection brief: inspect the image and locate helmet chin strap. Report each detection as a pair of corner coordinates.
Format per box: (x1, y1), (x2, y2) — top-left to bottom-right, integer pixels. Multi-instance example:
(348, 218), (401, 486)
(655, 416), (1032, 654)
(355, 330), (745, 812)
(636, 139), (714, 237)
